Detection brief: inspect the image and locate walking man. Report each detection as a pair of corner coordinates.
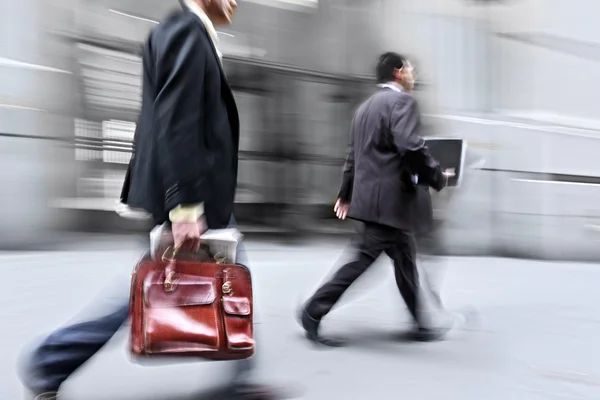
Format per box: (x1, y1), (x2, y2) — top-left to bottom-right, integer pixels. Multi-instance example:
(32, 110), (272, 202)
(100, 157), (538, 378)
(18, 1), (289, 398)
(299, 52), (455, 346)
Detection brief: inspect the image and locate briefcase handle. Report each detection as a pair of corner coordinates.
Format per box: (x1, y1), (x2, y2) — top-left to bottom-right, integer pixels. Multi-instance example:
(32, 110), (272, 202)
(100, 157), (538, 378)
(161, 242), (227, 291)
(161, 242), (218, 262)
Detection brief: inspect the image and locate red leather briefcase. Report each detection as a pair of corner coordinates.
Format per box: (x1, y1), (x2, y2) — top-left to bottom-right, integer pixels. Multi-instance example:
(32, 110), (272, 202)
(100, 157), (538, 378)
(129, 246), (254, 360)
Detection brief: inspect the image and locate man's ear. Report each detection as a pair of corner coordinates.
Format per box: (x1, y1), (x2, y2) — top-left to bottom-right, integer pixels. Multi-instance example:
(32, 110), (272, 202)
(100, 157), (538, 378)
(393, 67), (403, 80)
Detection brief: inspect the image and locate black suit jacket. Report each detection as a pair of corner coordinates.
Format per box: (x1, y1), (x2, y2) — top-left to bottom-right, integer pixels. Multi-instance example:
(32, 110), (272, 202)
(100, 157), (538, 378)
(121, 6), (240, 229)
(338, 88), (445, 234)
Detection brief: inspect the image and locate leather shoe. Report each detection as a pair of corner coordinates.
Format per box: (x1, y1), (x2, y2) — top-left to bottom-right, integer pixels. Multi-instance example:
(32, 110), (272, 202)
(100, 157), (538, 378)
(411, 326), (450, 342)
(297, 308), (345, 347)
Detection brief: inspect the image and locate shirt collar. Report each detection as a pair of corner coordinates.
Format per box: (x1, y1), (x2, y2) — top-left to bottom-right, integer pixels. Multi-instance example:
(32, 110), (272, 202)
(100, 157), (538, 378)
(183, 0), (219, 46)
(377, 81), (404, 93)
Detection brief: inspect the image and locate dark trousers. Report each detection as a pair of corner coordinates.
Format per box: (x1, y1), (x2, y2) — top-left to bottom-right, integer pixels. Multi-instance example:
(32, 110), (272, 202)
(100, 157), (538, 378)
(20, 216), (253, 394)
(305, 221), (422, 326)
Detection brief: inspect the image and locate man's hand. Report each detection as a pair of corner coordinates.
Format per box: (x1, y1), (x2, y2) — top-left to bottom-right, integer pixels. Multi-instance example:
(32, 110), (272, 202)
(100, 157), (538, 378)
(172, 218), (206, 251)
(334, 199), (350, 220)
(442, 168), (456, 186)
(443, 168), (456, 177)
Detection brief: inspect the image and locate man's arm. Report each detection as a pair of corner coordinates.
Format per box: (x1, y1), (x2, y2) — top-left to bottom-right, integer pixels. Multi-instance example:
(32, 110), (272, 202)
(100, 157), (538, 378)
(337, 118), (355, 203)
(154, 22), (211, 221)
(390, 97), (446, 191)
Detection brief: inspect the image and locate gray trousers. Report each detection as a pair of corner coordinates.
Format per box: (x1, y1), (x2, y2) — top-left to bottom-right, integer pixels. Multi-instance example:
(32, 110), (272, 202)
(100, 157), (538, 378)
(20, 215), (255, 394)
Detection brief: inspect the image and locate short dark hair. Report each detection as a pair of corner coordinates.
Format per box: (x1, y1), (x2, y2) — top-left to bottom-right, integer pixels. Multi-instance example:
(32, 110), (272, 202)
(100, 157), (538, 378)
(376, 52), (405, 83)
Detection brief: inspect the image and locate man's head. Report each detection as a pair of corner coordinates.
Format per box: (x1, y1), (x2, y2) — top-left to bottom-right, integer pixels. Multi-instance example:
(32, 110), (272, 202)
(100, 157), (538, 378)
(376, 52), (415, 92)
(195, 0), (238, 25)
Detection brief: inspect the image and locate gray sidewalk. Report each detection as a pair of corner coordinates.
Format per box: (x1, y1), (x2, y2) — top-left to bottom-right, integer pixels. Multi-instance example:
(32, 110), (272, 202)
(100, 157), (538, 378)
(1, 238), (599, 399)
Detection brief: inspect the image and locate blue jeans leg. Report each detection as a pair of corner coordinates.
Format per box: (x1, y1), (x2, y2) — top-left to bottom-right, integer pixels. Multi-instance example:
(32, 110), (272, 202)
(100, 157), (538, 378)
(23, 303), (129, 393)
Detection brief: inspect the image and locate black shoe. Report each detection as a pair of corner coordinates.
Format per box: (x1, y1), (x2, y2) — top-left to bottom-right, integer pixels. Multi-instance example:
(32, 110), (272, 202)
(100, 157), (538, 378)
(411, 326), (450, 342)
(296, 308), (345, 347)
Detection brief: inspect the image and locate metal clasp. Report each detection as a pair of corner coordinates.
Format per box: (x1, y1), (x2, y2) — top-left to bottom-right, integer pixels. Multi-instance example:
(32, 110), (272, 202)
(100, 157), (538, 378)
(164, 271), (176, 292)
(222, 281), (233, 295)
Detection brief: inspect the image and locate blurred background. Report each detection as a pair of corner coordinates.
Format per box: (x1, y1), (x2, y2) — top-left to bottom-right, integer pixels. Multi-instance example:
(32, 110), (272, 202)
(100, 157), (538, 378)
(4, 2), (600, 399)
(1, 0), (600, 261)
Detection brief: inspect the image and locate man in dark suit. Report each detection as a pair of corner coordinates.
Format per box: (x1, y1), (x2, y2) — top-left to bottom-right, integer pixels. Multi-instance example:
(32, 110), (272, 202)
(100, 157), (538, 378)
(298, 52), (454, 347)
(124, 0), (239, 242)
(18, 1), (289, 399)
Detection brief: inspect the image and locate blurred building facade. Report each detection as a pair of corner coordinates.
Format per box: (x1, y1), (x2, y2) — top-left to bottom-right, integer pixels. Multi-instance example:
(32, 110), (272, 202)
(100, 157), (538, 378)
(1, 0), (600, 260)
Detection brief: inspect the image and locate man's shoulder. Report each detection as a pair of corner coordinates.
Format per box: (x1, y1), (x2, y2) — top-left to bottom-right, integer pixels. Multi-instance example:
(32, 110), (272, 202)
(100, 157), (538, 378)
(360, 90), (416, 115)
(374, 89), (416, 106)
(149, 10), (208, 47)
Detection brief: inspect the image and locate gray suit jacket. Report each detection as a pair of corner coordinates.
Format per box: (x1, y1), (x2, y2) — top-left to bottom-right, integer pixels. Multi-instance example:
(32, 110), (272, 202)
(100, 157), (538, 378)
(338, 88), (445, 234)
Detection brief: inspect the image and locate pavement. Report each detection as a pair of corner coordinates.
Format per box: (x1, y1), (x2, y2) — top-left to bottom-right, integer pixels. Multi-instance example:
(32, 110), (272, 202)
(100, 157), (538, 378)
(1, 236), (600, 400)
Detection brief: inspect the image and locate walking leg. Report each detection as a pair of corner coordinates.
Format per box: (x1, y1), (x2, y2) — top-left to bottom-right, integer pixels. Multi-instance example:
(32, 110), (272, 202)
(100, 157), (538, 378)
(300, 223), (390, 346)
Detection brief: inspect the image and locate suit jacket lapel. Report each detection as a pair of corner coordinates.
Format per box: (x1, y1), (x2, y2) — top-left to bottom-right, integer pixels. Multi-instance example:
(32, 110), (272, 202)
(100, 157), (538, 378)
(179, 3), (239, 140)
(179, 2), (232, 92)
(202, 27), (232, 93)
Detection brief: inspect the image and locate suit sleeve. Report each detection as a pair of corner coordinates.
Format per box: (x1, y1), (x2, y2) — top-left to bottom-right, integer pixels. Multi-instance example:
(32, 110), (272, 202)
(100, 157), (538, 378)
(338, 117), (356, 203)
(390, 98), (446, 192)
(154, 23), (212, 213)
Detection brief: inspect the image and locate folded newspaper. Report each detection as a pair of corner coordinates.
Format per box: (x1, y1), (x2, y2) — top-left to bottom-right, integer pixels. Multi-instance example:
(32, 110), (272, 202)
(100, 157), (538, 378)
(150, 223), (243, 264)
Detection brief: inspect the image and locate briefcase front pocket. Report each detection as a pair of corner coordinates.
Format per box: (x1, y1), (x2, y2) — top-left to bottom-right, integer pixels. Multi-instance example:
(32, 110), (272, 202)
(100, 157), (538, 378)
(143, 272), (221, 354)
(222, 296), (253, 350)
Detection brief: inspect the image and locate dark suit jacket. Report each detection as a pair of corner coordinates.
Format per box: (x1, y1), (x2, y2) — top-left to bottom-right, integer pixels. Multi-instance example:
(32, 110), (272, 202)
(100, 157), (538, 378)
(120, 6), (240, 229)
(338, 88), (445, 234)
